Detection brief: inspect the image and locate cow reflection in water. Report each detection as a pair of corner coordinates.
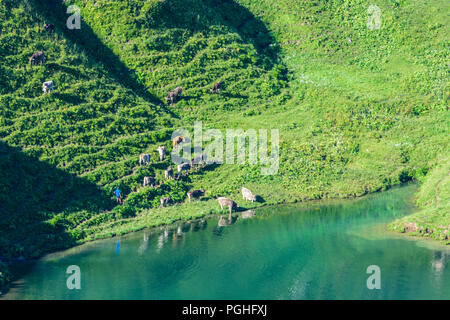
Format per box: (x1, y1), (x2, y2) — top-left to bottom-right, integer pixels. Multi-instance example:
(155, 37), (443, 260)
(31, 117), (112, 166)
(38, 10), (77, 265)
(138, 233), (149, 255)
(241, 210), (256, 219)
(153, 220), (207, 253)
(156, 228), (169, 254)
(217, 209), (256, 227)
(432, 251), (447, 273)
(218, 212), (237, 227)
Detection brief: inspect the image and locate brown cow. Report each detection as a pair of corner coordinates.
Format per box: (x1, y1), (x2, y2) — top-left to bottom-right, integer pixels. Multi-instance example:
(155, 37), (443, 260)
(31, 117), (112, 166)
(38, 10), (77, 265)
(165, 166), (174, 180)
(160, 197), (171, 208)
(166, 86), (183, 104)
(30, 51), (46, 66)
(44, 23), (55, 34)
(190, 153), (207, 169)
(187, 189), (205, 202)
(177, 163), (191, 178)
(172, 136), (185, 148)
(217, 197), (238, 214)
(209, 81), (223, 94)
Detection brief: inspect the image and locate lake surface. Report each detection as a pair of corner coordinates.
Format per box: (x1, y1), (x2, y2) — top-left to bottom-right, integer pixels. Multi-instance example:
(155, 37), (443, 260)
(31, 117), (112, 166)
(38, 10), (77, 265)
(3, 184), (449, 299)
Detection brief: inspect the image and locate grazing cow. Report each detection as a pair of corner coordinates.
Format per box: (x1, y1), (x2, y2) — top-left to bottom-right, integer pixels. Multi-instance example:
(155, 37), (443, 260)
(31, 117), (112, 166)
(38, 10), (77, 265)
(187, 189), (205, 202)
(157, 146), (166, 161)
(139, 153), (151, 166)
(217, 197), (238, 214)
(30, 51), (46, 66)
(143, 176), (155, 187)
(190, 153), (207, 169)
(160, 197), (171, 208)
(165, 166), (174, 180)
(209, 81), (223, 94)
(177, 163), (191, 178)
(241, 187), (256, 202)
(42, 81), (54, 94)
(166, 86), (183, 104)
(172, 136), (185, 148)
(44, 23), (55, 34)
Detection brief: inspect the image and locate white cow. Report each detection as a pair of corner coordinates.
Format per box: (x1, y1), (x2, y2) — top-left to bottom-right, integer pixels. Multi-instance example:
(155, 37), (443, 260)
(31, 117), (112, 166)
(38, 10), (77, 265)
(157, 146), (166, 161)
(42, 81), (54, 94)
(242, 187), (256, 202)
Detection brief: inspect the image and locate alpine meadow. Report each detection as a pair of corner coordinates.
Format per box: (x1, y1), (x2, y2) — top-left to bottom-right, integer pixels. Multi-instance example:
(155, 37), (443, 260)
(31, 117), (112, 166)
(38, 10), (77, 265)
(0, 0), (448, 295)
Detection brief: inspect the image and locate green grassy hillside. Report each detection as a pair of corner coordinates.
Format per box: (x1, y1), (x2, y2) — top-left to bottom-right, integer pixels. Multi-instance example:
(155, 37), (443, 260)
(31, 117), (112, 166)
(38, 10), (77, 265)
(390, 157), (449, 244)
(0, 0), (448, 290)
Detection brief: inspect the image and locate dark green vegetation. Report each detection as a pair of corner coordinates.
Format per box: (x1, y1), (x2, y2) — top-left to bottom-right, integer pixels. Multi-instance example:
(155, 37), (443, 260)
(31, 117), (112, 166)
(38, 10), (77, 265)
(0, 261), (12, 291)
(0, 0), (448, 290)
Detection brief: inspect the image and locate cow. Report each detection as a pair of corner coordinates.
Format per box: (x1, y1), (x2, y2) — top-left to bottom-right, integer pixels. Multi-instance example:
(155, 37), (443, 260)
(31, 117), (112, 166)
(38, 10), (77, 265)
(241, 187), (256, 202)
(172, 136), (185, 148)
(143, 176), (155, 187)
(190, 153), (207, 169)
(209, 81), (223, 94)
(44, 23), (55, 34)
(177, 163), (191, 178)
(139, 153), (151, 166)
(157, 146), (166, 161)
(30, 51), (46, 66)
(217, 197), (238, 214)
(160, 197), (171, 208)
(165, 166), (174, 180)
(42, 81), (54, 94)
(187, 189), (205, 202)
(166, 86), (183, 104)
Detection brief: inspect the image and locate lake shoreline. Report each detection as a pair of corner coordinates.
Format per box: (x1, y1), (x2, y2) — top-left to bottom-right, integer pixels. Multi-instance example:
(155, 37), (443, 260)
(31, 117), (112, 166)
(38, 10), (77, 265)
(2, 181), (446, 299)
(4, 183), (449, 300)
(0, 182), (419, 298)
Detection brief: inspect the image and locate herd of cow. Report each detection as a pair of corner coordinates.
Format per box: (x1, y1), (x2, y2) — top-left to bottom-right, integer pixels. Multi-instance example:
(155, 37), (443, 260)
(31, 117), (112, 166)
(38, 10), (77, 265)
(31, 23), (249, 216)
(138, 135), (258, 212)
(30, 47), (223, 102)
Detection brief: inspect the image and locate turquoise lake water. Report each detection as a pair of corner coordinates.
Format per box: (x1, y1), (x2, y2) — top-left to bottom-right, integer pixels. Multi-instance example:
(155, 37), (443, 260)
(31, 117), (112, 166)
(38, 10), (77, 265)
(3, 184), (449, 299)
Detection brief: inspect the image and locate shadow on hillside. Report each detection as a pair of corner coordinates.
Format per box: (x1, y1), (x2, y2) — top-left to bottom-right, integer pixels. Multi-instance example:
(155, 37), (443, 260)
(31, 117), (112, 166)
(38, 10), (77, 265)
(211, 0), (281, 64)
(147, 0), (281, 66)
(0, 141), (114, 262)
(33, 0), (280, 112)
(32, 0), (179, 119)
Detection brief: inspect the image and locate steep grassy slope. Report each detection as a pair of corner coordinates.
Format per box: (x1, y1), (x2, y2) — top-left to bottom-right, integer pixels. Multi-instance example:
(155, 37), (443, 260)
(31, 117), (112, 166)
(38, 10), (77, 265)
(71, 0), (449, 199)
(0, 0), (448, 291)
(0, 0), (174, 261)
(0, 0), (289, 264)
(390, 157), (449, 244)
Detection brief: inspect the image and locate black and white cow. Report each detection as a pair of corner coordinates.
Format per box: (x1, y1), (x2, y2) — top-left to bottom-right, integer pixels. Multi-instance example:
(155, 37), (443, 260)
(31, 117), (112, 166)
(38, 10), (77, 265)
(139, 153), (151, 166)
